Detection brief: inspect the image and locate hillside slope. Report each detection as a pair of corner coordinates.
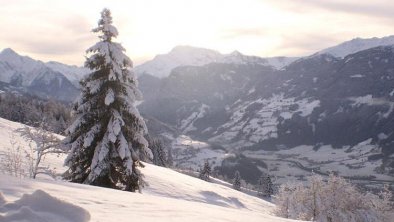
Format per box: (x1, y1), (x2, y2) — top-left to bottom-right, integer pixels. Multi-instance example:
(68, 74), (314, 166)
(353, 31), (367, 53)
(0, 117), (296, 222)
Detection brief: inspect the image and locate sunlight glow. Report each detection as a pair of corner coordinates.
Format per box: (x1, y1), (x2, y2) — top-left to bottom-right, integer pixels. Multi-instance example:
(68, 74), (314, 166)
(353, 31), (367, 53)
(1, 0), (394, 65)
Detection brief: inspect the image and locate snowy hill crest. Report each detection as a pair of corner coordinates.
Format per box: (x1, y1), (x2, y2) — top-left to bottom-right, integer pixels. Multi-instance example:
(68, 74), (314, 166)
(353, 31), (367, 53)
(0, 117), (292, 222)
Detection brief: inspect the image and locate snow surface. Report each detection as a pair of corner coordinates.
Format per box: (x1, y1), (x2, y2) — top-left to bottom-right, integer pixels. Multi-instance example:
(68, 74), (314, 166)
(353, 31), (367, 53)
(0, 189), (90, 222)
(0, 118), (296, 222)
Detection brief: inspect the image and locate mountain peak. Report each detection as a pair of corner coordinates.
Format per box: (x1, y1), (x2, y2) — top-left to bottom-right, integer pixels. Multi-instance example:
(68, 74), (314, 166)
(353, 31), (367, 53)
(0, 48), (39, 68)
(0, 48), (19, 57)
(169, 45), (220, 56)
(135, 46), (222, 78)
(170, 45), (197, 52)
(229, 50), (243, 56)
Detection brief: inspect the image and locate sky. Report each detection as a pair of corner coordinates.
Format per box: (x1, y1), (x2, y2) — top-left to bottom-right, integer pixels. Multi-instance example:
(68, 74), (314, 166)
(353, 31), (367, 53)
(1, 0), (394, 66)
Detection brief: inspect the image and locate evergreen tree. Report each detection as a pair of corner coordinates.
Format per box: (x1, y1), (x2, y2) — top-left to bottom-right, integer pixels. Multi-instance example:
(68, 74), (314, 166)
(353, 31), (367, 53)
(263, 174), (274, 197)
(63, 8), (150, 192)
(199, 160), (211, 181)
(148, 136), (167, 167)
(258, 174), (273, 197)
(233, 170), (241, 191)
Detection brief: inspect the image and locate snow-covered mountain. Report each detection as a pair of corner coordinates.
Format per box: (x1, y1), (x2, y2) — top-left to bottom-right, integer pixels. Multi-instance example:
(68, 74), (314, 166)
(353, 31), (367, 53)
(0, 48), (85, 101)
(0, 48), (49, 86)
(320, 35), (394, 58)
(0, 48), (89, 86)
(0, 117), (292, 222)
(135, 46), (297, 78)
(45, 61), (89, 86)
(134, 46), (222, 78)
(139, 46), (394, 186)
(220, 51), (298, 69)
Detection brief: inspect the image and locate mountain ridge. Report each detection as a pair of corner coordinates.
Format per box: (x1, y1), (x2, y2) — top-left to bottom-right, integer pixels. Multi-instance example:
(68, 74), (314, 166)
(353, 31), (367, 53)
(319, 35), (394, 58)
(134, 45), (298, 78)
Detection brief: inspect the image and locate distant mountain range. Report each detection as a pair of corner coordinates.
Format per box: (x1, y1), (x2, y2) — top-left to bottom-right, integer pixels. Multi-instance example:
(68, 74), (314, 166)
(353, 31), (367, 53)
(135, 35), (394, 79)
(136, 37), (394, 185)
(1, 35), (394, 185)
(2, 35), (394, 101)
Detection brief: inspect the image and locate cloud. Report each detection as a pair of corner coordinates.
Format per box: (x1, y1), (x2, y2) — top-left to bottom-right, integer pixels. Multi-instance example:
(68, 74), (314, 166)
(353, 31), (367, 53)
(6, 35), (91, 55)
(61, 14), (95, 35)
(272, 33), (343, 56)
(267, 0), (394, 20)
(221, 28), (271, 39)
(0, 11), (96, 64)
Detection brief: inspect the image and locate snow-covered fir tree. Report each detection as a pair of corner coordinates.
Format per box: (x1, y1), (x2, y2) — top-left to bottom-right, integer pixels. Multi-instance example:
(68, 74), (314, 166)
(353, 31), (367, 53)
(233, 170), (241, 191)
(63, 8), (150, 192)
(199, 160), (211, 181)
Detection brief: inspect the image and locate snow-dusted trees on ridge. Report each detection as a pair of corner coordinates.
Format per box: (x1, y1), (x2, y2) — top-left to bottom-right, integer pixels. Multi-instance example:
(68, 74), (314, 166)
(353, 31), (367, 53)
(233, 170), (241, 191)
(0, 93), (71, 134)
(274, 174), (393, 222)
(199, 160), (211, 181)
(147, 136), (169, 167)
(19, 124), (63, 179)
(1, 124), (63, 179)
(63, 9), (151, 192)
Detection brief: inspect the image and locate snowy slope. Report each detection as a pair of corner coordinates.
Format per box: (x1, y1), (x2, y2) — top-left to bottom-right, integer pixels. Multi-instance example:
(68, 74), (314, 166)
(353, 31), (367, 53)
(320, 35), (394, 58)
(0, 117), (296, 222)
(135, 46), (296, 78)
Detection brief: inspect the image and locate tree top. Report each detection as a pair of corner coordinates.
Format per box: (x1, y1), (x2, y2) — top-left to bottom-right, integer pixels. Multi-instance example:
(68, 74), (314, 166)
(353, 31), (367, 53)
(93, 8), (119, 42)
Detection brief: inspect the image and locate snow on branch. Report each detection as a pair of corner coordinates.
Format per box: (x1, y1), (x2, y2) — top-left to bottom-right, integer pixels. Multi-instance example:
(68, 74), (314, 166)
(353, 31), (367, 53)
(83, 124), (101, 148)
(105, 88), (115, 105)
